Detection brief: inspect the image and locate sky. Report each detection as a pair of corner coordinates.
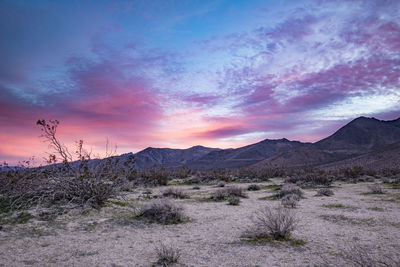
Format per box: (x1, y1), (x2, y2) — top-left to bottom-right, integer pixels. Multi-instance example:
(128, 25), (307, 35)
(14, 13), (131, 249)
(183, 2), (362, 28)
(0, 0), (399, 164)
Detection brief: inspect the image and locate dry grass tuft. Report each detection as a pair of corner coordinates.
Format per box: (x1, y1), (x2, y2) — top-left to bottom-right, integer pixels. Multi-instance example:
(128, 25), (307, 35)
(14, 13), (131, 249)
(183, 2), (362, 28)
(246, 205), (298, 240)
(155, 242), (181, 266)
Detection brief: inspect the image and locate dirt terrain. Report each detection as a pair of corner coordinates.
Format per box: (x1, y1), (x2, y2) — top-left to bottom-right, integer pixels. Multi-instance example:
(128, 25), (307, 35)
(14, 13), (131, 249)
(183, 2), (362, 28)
(0, 178), (399, 266)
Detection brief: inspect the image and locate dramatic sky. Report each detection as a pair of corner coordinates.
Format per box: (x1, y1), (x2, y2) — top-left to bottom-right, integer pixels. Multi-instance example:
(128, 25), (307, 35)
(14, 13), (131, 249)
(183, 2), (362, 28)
(1, 0), (399, 164)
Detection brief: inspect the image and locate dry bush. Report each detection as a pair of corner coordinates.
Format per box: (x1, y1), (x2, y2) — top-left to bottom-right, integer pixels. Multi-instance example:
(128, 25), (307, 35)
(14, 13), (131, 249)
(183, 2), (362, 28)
(217, 181), (226, 187)
(316, 188), (334, 197)
(138, 200), (186, 224)
(227, 196), (240, 205)
(135, 167), (170, 186)
(368, 184), (385, 194)
(341, 166), (365, 179)
(380, 168), (400, 178)
(211, 185), (247, 201)
(338, 242), (400, 267)
(285, 169), (332, 187)
(237, 165), (287, 181)
(0, 119), (136, 215)
(155, 242), (181, 266)
(278, 184), (303, 199)
(55, 177), (117, 208)
(281, 194), (299, 208)
(162, 187), (188, 199)
(247, 184), (261, 191)
(247, 205), (297, 240)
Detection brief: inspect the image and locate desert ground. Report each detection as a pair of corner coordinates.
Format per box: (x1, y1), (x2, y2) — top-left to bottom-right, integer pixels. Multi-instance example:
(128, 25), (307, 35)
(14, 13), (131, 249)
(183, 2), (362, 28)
(0, 178), (399, 267)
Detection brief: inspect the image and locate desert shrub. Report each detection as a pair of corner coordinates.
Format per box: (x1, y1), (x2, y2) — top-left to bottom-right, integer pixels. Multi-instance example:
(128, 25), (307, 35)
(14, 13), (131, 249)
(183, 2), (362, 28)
(316, 188), (334, 197)
(138, 200), (185, 224)
(247, 205), (297, 240)
(210, 189), (227, 201)
(368, 184), (385, 194)
(247, 184), (261, 191)
(277, 184), (303, 199)
(55, 177), (117, 208)
(0, 119), (137, 216)
(217, 181), (226, 187)
(339, 242), (400, 267)
(201, 168), (232, 182)
(135, 167), (170, 186)
(281, 194), (299, 208)
(380, 168), (400, 178)
(341, 166), (365, 179)
(162, 187), (188, 199)
(239, 165), (287, 181)
(285, 170), (332, 187)
(155, 242), (181, 266)
(225, 186), (247, 197)
(171, 166), (193, 179)
(227, 196), (240, 205)
(192, 186), (200, 190)
(211, 186), (247, 201)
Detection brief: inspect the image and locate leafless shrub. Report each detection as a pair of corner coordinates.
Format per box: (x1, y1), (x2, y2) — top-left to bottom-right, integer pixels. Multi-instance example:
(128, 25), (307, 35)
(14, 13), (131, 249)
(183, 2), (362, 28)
(247, 184), (261, 191)
(162, 187), (188, 199)
(278, 184), (303, 199)
(138, 200), (186, 224)
(211, 185), (247, 201)
(135, 167), (170, 186)
(281, 194), (299, 208)
(380, 168), (400, 178)
(247, 205), (297, 240)
(341, 166), (365, 179)
(339, 242), (400, 267)
(368, 184), (385, 194)
(316, 188), (334, 197)
(285, 169), (332, 186)
(55, 177), (117, 208)
(236, 165), (286, 181)
(0, 119), (135, 215)
(155, 242), (181, 266)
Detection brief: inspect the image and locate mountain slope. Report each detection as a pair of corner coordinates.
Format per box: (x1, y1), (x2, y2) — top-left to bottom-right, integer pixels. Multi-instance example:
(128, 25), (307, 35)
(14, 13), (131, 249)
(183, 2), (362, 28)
(316, 117), (400, 153)
(319, 141), (400, 170)
(255, 116), (400, 168)
(134, 146), (220, 169)
(189, 138), (305, 169)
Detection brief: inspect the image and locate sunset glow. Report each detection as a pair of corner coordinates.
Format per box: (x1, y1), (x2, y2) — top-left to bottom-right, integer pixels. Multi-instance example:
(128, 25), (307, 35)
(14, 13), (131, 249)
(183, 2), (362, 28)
(1, 0), (399, 164)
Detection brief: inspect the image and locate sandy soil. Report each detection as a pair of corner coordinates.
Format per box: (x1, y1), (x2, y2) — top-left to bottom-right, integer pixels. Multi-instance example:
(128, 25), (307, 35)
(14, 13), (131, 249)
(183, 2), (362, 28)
(0, 179), (399, 266)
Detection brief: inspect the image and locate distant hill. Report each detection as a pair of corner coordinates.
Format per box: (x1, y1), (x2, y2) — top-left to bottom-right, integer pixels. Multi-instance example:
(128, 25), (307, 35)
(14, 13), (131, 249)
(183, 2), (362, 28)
(319, 141), (400, 170)
(316, 117), (400, 153)
(255, 116), (400, 168)
(188, 138), (305, 169)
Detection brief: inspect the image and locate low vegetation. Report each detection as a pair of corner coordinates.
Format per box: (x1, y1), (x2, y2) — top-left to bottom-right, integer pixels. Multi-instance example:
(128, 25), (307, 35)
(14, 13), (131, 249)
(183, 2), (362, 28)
(137, 200), (186, 224)
(162, 187), (188, 199)
(281, 194), (299, 208)
(227, 196), (240, 206)
(210, 186), (247, 201)
(245, 205), (298, 241)
(247, 184), (261, 191)
(316, 188), (334, 197)
(277, 184), (303, 199)
(154, 242), (181, 266)
(368, 184), (385, 194)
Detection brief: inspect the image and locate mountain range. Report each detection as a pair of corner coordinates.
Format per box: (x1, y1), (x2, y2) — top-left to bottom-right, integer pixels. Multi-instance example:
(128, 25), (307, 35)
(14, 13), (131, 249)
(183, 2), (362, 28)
(129, 116), (400, 170)
(29, 116), (397, 171)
